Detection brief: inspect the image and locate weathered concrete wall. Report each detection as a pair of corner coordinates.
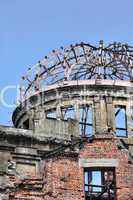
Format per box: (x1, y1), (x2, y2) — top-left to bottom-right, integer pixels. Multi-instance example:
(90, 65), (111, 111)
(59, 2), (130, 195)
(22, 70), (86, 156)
(35, 118), (79, 139)
(12, 80), (133, 136)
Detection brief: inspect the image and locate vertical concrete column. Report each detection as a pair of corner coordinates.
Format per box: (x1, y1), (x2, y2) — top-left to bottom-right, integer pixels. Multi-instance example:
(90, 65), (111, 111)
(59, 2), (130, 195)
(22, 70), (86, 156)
(38, 106), (46, 121)
(93, 96), (102, 133)
(28, 108), (34, 130)
(56, 104), (62, 120)
(42, 106), (46, 119)
(100, 97), (107, 131)
(56, 89), (62, 120)
(74, 101), (80, 121)
(126, 100), (132, 137)
(106, 97), (115, 132)
(32, 106), (44, 131)
(73, 101), (80, 136)
(33, 108), (40, 131)
(37, 106), (46, 129)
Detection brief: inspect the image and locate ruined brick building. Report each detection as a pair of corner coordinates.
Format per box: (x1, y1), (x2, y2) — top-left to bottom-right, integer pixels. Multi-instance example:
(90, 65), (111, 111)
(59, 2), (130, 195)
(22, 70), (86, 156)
(0, 41), (133, 200)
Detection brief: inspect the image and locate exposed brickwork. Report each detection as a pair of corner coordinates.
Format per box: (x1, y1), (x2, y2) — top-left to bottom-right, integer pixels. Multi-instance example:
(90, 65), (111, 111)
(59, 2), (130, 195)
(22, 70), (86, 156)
(79, 138), (133, 200)
(38, 137), (133, 200)
(43, 157), (84, 200)
(0, 130), (132, 200)
(9, 138), (132, 200)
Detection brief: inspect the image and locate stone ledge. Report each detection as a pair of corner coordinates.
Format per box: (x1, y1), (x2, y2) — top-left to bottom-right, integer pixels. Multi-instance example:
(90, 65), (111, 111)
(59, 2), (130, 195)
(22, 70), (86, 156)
(79, 158), (119, 167)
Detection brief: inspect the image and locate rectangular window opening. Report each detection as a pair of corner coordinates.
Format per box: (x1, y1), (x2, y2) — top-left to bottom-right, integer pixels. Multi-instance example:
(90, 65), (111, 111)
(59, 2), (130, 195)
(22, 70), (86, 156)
(61, 106), (75, 121)
(115, 105), (127, 137)
(80, 105), (93, 137)
(46, 109), (56, 119)
(84, 167), (116, 200)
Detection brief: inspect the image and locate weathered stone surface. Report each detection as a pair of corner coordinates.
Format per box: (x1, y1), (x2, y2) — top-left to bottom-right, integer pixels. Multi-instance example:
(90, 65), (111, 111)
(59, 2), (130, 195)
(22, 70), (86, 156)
(79, 158), (119, 167)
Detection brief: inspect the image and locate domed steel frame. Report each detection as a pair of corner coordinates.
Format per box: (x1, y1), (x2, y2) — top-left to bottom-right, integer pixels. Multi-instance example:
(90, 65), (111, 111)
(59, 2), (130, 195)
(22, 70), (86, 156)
(20, 41), (133, 101)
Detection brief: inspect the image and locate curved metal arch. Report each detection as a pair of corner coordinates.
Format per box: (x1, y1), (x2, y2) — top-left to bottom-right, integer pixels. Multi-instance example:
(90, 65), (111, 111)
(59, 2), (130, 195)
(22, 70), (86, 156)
(20, 41), (133, 99)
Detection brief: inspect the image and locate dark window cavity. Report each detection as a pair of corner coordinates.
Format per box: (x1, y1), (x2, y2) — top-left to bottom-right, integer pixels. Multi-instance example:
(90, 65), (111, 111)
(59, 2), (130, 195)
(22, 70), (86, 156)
(23, 119), (29, 129)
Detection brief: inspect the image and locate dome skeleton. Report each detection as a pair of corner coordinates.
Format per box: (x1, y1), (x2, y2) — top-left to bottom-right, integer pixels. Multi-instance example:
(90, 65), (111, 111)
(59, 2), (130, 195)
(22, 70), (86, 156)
(20, 41), (133, 100)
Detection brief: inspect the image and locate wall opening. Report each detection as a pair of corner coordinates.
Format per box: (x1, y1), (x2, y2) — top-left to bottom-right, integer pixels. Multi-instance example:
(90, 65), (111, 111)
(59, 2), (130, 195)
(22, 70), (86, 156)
(80, 105), (93, 137)
(115, 105), (127, 137)
(23, 119), (29, 130)
(84, 167), (116, 200)
(46, 109), (56, 119)
(61, 106), (75, 120)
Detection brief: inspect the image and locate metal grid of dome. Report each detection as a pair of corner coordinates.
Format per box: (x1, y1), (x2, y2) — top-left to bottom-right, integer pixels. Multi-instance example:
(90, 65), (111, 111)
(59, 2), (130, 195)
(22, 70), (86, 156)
(20, 41), (133, 98)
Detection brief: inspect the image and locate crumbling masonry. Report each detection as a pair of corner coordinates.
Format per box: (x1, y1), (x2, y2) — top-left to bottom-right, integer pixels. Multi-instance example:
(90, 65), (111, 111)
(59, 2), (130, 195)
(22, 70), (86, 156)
(0, 41), (133, 200)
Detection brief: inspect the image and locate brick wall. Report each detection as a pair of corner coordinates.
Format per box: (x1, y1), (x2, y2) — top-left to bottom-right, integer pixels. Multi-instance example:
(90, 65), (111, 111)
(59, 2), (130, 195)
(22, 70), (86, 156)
(41, 137), (133, 200)
(2, 137), (132, 200)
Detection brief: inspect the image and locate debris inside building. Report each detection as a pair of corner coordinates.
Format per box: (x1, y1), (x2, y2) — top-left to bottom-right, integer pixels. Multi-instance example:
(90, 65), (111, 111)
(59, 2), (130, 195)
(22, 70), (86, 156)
(0, 41), (133, 200)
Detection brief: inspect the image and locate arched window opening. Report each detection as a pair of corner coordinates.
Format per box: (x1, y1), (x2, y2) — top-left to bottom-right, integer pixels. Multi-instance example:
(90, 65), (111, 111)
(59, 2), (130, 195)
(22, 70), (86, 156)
(79, 105), (93, 137)
(115, 105), (127, 137)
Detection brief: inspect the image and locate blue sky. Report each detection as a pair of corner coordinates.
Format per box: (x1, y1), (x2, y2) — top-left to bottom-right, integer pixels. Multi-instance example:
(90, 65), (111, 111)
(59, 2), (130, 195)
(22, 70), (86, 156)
(1, 0), (133, 126)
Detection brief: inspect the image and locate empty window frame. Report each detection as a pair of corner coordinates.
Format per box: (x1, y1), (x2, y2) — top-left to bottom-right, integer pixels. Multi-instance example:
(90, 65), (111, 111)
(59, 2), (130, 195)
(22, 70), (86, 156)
(46, 109), (56, 119)
(61, 106), (75, 120)
(80, 105), (93, 137)
(84, 168), (116, 200)
(115, 105), (127, 137)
